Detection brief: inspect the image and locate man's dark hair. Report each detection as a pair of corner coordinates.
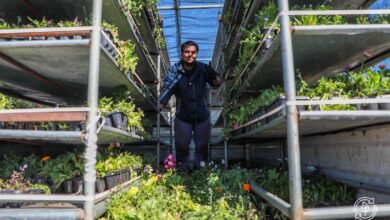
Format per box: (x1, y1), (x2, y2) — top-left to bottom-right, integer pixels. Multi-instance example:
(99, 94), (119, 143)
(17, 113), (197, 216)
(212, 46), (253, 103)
(181, 40), (199, 53)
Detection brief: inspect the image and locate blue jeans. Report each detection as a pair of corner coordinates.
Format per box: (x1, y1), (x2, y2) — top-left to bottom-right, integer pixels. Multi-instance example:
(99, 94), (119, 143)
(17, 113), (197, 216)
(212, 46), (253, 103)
(174, 117), (210, 169)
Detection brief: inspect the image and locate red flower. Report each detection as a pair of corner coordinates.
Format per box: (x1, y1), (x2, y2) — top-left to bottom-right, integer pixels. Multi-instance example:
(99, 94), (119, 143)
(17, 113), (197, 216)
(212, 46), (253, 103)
(379, 64), (386, 70)
(214, 186), (222, 191)
(242, 183), (251, 192)
(41, 156), (50, 161)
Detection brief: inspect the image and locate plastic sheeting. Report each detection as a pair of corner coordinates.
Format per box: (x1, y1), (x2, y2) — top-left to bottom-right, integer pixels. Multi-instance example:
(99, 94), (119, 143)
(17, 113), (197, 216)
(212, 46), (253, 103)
(158, 0), (224, 65)
(370, 0), (390, 69)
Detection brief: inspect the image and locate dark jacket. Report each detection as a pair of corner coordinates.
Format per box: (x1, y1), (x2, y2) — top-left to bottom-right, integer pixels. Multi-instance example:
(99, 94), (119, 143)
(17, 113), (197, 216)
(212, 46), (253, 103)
(160, 61), (221, 124)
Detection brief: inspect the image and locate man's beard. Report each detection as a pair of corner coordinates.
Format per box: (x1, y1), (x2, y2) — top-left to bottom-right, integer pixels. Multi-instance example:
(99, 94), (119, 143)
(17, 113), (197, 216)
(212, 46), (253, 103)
(182, 59), (195, 65)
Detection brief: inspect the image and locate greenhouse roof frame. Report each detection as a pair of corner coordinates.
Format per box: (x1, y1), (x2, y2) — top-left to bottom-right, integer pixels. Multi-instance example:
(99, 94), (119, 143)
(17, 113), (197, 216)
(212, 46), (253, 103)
(157, 0), (224, 65)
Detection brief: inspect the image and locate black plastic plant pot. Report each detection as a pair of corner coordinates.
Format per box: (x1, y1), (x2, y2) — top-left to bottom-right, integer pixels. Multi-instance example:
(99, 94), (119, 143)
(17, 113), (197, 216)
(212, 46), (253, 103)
(117, 171), (124, 184)
(368, 103), (379, 110)
(71, 122), (86, 132)
(0, 189), (15, 194)
(121, 114), (128, 131)
(379, 102), (390, 110)
(104, 172), (117, 189)
(124, 169), (130, 182)
(120, 169), (130, 182)
(32, 176), (47, 184)
(72, 177), (84, 194)
(95, 178), (106, 193)
(102, 116), (113, 127)
(63, 179), (73, 194)
(109, 111), (127, 130)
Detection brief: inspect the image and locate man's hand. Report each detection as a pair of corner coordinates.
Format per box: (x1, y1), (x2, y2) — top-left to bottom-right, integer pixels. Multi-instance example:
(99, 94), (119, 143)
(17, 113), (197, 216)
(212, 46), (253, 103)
(206, 62), (218, 81)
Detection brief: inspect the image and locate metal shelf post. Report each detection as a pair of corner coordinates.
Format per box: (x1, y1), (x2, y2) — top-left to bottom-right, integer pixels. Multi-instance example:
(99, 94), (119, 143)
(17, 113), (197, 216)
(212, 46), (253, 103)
(84, 0), (103, 219)
(223, 116), (228, 168)
(277, 0), (303, 219)
(157, 55), (161, 167)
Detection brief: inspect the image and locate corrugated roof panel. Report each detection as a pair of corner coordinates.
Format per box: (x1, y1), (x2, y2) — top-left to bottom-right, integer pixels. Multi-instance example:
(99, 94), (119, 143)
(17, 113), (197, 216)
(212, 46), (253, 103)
(158, 0), (224, 64)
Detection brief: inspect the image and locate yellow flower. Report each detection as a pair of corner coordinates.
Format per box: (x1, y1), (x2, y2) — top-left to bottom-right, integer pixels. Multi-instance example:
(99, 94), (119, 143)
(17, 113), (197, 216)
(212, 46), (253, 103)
(150, 176), (158, 182)
(128, 187), (138, 195)
(145, 180), (152, 187)
(144, 176), (159, 187)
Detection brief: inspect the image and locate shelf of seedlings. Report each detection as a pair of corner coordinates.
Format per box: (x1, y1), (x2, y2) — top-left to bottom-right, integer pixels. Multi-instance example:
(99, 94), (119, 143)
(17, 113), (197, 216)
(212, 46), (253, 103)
(226, 62), (390, 139)
(230, 96), (390, 140)
(0, 28), (156, 110)
(0, 0), (167, 86)
(0, 1), (170, 218)
(229, 24), (390, 100)
(216, 0), (376, 75)
(0, 107), (141, 143)
(212, 0), (382, 128)
(0, 149), (144, 219)
(212, 1), (390, 219)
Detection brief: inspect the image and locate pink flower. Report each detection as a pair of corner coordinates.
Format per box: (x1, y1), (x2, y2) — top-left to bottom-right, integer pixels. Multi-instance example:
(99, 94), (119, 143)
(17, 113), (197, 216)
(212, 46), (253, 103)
(163, 154), (175, 170)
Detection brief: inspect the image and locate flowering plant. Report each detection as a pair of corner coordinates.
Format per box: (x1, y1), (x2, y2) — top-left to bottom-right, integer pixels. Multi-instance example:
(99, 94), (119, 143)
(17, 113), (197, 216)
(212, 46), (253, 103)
(163, 154), (175, 170)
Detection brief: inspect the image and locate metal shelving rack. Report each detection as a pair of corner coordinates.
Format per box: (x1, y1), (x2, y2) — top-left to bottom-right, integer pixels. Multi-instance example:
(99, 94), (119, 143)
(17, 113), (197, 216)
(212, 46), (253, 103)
(0, 0), (168, 219)
(212, 0), (390, 219)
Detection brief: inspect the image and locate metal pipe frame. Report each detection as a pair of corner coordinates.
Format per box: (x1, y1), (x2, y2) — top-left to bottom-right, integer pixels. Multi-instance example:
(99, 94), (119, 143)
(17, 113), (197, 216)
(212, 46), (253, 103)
(157, 55), (161, 167)
(0, 129), (83, 143)
(304, 204), (390, 220)
(170, 105), (176, 162)
(287, 9), (390, 16)
(0, 194), (92, 202)
(251, 181), (390, 220)
(0, 107), (92, 113)
(0, 39), (90, 48)
(83, 0), (102, 219)
(169, 107), (174, 152)
(158, 4), (224, 10)
(0, 208), (84, 220)
(250, 182), (291, 217)
(173, 0), (182, 56)
(292, 24), (390, 33)
(300, 110), (390, 119)
(287, 97), (390, 105)
(223, 116), (228, 168)
(278, 0), (304, 219)
(0, 26), (93, 36)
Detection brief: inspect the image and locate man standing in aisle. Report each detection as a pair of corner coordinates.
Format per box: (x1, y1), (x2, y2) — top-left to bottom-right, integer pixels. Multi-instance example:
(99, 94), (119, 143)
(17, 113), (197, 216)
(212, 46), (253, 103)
(159, 40), (222, 171)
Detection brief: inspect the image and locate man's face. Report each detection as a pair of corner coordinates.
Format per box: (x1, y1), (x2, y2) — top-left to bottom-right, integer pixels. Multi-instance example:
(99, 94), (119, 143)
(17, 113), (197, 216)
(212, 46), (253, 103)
(181, 45), (197, 64)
